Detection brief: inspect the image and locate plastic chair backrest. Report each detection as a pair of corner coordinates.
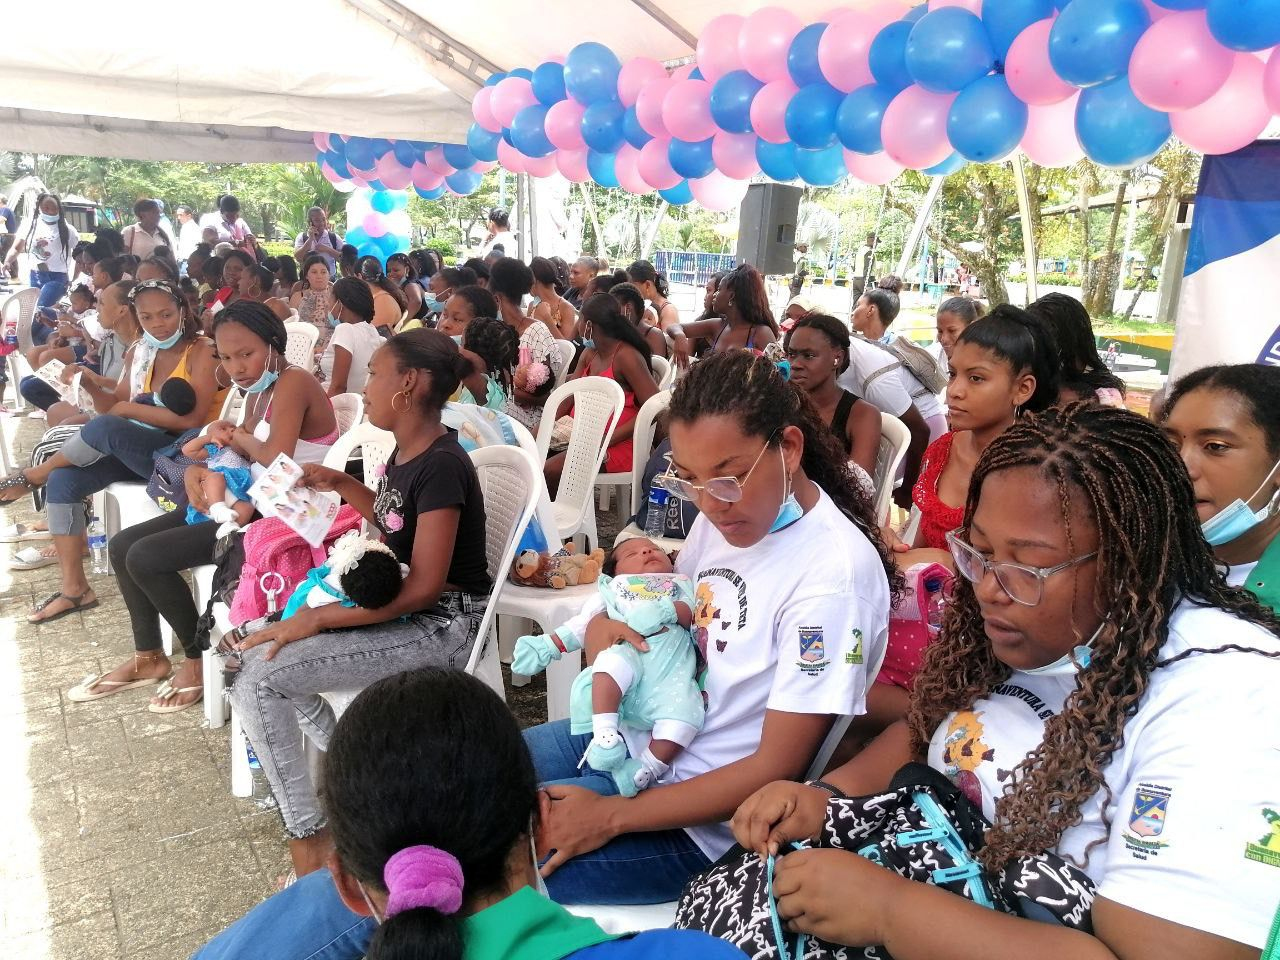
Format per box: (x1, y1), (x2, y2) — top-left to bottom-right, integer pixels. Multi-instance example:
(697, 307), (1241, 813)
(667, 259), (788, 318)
(549, 339), (576, 392)
(535, 375), (625, 530)
(3, 288), (39, 352)
(322, 422), (395, 535)
(506, 417), (540, 463)
(329, 392), (364, 433)
(627, 390), (671, 516)
(284, 321), (319, 369)
(219, 386), (248, 425)
(649, 355), (670, 389)
(873, 411), (910, 524)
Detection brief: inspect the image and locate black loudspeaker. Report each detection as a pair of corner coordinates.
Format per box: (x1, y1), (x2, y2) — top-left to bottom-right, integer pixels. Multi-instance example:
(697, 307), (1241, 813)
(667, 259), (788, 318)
(735, 183), (802, 276)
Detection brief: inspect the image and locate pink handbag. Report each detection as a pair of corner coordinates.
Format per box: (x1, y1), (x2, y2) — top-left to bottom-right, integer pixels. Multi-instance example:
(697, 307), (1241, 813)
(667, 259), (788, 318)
(879, 562), (952, 690)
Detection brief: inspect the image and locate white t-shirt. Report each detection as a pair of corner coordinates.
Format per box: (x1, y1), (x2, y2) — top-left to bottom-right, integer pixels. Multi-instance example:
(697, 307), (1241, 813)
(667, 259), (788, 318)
(480, 230), (517, 258)
(122, 223), (171, 260)
(1226, 561), (1258, 588)
(927, 601), (1280, 948)
(630, 488), (890, 859)
(839, 337), (915, 418)
(177, 219), (203, 260)
(319, 321), (382, 394)
(199, 212), (253, 248)
(18, 218), (79, 273)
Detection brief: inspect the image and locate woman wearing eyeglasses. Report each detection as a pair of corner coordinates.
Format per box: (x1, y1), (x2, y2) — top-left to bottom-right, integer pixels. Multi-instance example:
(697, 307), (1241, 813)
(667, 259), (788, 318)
(731, 403), (1280, 959)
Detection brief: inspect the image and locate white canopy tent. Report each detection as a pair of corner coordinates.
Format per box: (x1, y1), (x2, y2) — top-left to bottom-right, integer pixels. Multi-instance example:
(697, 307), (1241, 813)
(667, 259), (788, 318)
(0, 0), (840, 162)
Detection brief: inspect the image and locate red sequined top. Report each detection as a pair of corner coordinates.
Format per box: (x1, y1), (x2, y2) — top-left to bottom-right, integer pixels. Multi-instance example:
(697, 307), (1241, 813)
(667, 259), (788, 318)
(912, 432), (964, 550)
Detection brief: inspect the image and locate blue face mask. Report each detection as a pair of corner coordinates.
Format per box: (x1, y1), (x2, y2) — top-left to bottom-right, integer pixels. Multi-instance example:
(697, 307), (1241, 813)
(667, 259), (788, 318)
(582, 338), (596, 351)
(40, 212), (59, 224)
(450, 335), (464, 346)
(242, 347), (280, 394)
(768, 448), (803, 534)
(327, 311), (340, 328)
(424, 293), (447, 314)
(1201, 461), (1280, 546)
(1021, 621), (1106, 677)
(143, 327), (183, 350)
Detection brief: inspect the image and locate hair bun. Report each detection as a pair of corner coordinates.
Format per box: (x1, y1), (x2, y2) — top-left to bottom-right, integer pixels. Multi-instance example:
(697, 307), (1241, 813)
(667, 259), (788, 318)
(876, 274), (903, 294)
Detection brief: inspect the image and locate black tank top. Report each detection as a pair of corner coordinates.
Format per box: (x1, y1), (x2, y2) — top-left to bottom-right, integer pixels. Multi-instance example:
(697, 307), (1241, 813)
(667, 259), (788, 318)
(830, 389), (860, 456)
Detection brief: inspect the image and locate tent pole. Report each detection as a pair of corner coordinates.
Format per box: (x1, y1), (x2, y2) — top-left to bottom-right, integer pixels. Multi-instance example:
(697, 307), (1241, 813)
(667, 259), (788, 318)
(528, 175), (539, 258)
(1011, 154), (1038, 304)
(895, 176), (944, 280)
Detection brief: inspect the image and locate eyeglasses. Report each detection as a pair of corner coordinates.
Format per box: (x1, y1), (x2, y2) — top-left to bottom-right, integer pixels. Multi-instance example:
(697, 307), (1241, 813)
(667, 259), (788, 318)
(659, 436), (776, 504)
(945, 530), (1097, 607)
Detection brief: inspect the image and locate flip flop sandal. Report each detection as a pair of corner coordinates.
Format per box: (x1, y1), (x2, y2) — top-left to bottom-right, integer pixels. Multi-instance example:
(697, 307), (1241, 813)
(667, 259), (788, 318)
(27, 590), (100, 624)
(0, 471), (33, 501)
(0, 521), (51, 543)
(148, 679), (204, 714)
(9, 545), (57, 570)
(67, 671), (167, 703)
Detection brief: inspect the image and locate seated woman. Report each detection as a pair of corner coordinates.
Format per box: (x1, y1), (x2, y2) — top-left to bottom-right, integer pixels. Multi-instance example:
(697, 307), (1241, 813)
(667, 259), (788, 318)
(667, 264), (778, 367)
(204, 249), (254, 320)
(433, 285), (498, 341)
(530, 256), (577, 340)
(199, 670), (744, 960)
(68, 301), (337, 712)
(1162, 364), (1280, 607)
(358, 256), (408, 335)
(543, 294), (659, 495)
(1026, 292), (1125, 407)
(290, 254), (334, 352)
(933, 295), (985, 364)
(22, 282), (99, 377)
(626, 259), (680, 332)
(733, 403), (1280, 959)
(228, 329), (491, 879)
(610, 281), (669, 359)
(239, 264), (292, 323)
(385, 252), (424, 322)
(784, 313), (880, 477)
(320, 278), (383, 397)
(0, 279), (224, 624)
(458, 315), (519, 411)
(491, 257), (558, 430)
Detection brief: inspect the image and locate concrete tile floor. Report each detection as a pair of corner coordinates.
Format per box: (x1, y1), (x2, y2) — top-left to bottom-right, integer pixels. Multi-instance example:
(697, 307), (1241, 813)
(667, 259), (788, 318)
(0, 410), (610, 959)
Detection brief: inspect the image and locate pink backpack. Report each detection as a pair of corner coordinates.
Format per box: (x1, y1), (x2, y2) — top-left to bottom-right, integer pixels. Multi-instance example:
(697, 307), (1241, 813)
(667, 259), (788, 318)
(879, 561), (952, 690)
(229, 506), (364, 625)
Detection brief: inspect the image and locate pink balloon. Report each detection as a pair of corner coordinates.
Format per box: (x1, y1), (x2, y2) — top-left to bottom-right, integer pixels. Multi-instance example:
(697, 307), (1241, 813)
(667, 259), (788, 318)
(378, 164), (412, 191)
(375, 152), (406, 183)
(1005, 19), (1075, 105)
(319, 163), (343, 186)
(525, 154), (558, 178)
(1130, 11), (1234, 111)
(472, 160), (498, 174)
(472, 87), (501, 133)
(844, 150), (904, 184)
(662, 79), (717, 142)
(1172, 54), (1272, 155)
(881, 86), (957, 169)
(491, 77), (538, 128)
(1267, 48), (1280, 115)
(363, 213), (389, 238)
(671, 63), (697, 82)
(750, 78), (799, 143)
(545, 99), (587, 151)
(929, 0), (981, 12)
(638, 138), (683, 189)
(818, 11), (877, 92)
(636, 77), (674, 138)
(332, 179), (357, 194)
(712, 131), (761, 179)
(556, 148), (592, 183)
(423, 147), (456, 177)
(697, 14), (746, 82)
(618, 57), (667, 108)
(615, 144), (650, 194)
(739, 7), (803, 83)
(690, 170), (750, 211)
(411, 162), (444, 192)
(866, 0), (911, 23)
(496, 139), (528, 174)
(1020, 94), (1085, 166)
(312, 132), (331, 152)
(347, 173), (368, 189)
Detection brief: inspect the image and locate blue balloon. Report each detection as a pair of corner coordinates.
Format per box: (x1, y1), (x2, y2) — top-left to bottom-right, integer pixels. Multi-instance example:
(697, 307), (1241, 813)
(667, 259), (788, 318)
(344, 137), (377, 172)
(622, 106), (653, 148)
(388, 190), (409, 211)
(659, 180), (694, 205)
(501, 128), (515, 147)
(785, 82), (844, 149)
(369, 138), (393, 158)
(868, 21), (915, 92)
(905, 8), (996, 93)
(508, 67), (534, 81)
(1207, 0), (1280, 49)
(443, 143), (477, 169)
(756, 139), (799, 181)
(365, 178), (387, 192)
(392, 140), (420, 168)
(793, 144), (847, 187)
(1048, 0), (1150, 87)
(532, 61), (567, 105)
(903, 4), (928, 21)
(370, 191), (397, 214)
(345, 227), (369, 248)
(1152, 0), (1204, 8)
(446, 169), (484, 195)
(1075, 75), (1171, 168)
(375, 234), (400, 259)
(581, 99), (626, 153)
(668, 138), (716, 179)
(788, 23), (829, 87)
(982, 0), (1056, 60)
(587, 149), (619, 188)
(484, 73), (505, 87)
(325, 151), (352, 179)
(511, 104), (555, 157)
(710, 70), (764, 134)
(923, 152), (968, 176)
(564, 42), (622, 105)
(689, 67), (704, 81)
(946, 74), (1027, 162)
(467, 123), (502, 162)
(415, 185), (448, 201)
(836, 83), (896, 154)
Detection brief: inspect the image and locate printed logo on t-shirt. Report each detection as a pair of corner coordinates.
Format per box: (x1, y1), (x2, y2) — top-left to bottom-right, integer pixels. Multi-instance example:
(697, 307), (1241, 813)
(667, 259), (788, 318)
(1122, 783), (1173, 859)
(941, 710), (1002, 808)
(371, 471), (404, 533)
(694, 567), (747, 656)
(1244, 808), (1280, 868)
(797, 626), (829, 675)
(844, 628), (864, 665)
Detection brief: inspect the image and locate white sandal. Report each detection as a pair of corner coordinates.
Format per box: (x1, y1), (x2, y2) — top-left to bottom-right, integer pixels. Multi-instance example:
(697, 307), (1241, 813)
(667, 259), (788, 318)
(9, 544), (57, 570)
(67, 671), (167, 703)
(0, 521), (51, 543)
(148, 679), (204, 714)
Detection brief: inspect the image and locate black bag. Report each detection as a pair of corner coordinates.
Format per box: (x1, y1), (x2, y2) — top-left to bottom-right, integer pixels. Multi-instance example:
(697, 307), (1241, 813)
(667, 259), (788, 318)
(145, 428), (203, 512)
(673, 764), (1095, 960)
(193, 528), (245, 652)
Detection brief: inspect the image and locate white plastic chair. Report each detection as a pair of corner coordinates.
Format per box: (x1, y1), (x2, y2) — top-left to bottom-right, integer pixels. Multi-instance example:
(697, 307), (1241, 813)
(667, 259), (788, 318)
(549, 339), (576, 392)
(284, 320), (319, 370)
(329, 392), (364, 433)
(594, 389), (669, 526)
(873, 412), (910, 526)
(3, 288), (39, 409)
(648, 355), (670, 389)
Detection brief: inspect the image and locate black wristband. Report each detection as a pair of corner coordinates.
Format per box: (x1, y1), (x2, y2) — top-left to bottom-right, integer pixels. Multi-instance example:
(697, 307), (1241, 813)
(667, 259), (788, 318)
(807, 779), (848, 799)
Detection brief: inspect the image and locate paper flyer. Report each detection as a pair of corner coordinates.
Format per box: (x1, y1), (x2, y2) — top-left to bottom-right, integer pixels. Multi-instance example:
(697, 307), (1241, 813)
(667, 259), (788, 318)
(247, 453), (341, 547)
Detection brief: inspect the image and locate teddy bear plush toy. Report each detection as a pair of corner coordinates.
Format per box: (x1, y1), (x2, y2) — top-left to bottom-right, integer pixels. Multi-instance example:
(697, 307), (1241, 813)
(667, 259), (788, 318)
(509, 543), (605, 589)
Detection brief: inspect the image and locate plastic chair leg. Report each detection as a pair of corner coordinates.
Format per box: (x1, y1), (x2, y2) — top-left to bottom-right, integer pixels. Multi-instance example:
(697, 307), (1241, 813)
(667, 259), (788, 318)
(203, 648), (227, 728)
(229, 710), (253, 798)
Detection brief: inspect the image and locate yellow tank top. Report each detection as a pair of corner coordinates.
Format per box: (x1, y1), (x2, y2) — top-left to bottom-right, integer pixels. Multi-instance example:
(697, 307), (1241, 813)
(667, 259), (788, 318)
(144, 338), (227, 423)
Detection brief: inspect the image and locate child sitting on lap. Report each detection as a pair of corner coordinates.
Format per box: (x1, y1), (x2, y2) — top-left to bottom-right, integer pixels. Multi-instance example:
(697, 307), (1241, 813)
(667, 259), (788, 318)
(513, 535), (704, 797)
(181, 429), (254, 534)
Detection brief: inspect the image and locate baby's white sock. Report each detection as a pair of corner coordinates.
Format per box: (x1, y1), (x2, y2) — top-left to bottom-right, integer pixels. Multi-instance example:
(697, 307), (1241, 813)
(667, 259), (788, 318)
(592, 713), (621, 748)
(633, 747), (670, 790)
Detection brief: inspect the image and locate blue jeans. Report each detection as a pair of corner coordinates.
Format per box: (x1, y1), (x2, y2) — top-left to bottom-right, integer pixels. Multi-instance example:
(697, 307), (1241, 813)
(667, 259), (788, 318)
(195, 721), (712, 960)
(19, 374), (61, 411)
(30, 270), (67, 343)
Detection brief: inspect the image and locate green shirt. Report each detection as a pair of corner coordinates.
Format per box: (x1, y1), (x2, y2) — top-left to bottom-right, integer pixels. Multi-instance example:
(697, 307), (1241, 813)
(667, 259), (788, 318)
(461, 887), (619, 960)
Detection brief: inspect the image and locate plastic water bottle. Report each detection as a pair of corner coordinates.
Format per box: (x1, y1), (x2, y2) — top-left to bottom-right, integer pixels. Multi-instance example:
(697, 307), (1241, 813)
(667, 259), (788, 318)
(925, 577), (946, 636)
(87, 517), (108, 574)
(644, 486), (669, 539)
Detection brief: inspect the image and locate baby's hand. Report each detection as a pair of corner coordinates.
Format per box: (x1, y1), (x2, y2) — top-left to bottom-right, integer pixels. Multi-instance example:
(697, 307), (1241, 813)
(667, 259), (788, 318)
(205, 420), (236, 448)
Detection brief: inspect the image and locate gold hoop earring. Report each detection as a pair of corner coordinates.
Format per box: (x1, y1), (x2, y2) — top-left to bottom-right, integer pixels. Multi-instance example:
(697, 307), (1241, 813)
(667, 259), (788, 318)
(392, 389), (412, 413)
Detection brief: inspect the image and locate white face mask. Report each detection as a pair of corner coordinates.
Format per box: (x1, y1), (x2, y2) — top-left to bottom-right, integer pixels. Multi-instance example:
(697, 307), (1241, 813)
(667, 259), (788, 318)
(1021, 620), (1107, 677)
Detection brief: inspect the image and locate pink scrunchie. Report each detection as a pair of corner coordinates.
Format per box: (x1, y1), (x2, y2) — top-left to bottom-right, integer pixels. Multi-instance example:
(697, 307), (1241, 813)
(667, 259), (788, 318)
(383, 845), (465, 919)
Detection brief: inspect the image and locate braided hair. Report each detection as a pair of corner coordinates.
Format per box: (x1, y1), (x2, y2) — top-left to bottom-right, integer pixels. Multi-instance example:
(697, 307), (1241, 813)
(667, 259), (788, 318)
(462, 315), (519, 397)
(1025, 293), (1125, 398)
(668, 351), (901, 604)
(907, 402), (1280, 871)
(213, 300), (288, 354)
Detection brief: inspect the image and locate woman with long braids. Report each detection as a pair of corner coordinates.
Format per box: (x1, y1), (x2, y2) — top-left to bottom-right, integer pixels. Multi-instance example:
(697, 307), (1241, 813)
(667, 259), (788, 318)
(734, 402), (1280, 958)
(666, 263), (779, 368)
(1026, 292), (1125, 406)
